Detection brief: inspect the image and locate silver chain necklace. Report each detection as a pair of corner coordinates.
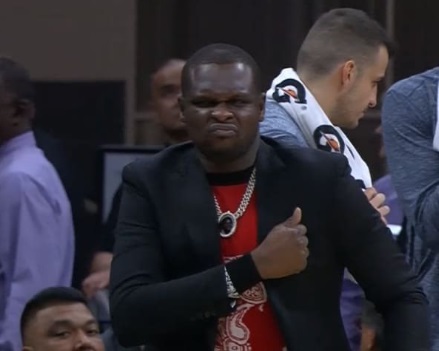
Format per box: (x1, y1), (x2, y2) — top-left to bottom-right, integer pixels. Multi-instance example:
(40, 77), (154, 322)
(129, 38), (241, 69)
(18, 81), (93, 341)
(213, 168), (256, 238)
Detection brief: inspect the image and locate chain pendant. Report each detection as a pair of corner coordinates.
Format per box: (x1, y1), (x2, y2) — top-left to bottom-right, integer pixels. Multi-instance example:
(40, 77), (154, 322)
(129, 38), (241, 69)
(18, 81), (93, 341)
(214, 168), (256, 239)
(218, 211), (237, 238)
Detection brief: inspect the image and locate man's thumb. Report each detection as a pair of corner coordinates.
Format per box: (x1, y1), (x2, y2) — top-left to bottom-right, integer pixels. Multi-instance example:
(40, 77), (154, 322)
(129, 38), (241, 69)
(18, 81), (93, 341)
(284, 207), (302, 226)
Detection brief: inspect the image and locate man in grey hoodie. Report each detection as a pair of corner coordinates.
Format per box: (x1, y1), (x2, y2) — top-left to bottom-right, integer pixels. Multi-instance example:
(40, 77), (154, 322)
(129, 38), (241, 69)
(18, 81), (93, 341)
(382, 67), (439, 350)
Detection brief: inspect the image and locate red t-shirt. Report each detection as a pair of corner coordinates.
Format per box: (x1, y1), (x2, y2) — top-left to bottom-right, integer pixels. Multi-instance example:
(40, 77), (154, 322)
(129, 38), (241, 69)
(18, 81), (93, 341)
(212, 183), (285, 351)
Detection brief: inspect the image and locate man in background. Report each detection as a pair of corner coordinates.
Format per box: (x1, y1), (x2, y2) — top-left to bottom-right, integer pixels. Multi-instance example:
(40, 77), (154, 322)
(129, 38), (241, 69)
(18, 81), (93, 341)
(82, 58), (187, 299)
(382, 67), (439, 350)
(0, 57), (74, 351)
(260, 8), (393, 350)
(20, 287), (104, 351)
(151, 59), (188, 145)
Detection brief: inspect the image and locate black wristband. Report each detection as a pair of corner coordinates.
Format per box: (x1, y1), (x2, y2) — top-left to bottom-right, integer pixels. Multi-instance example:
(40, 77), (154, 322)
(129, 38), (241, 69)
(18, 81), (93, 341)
(225, 254), (262, 294)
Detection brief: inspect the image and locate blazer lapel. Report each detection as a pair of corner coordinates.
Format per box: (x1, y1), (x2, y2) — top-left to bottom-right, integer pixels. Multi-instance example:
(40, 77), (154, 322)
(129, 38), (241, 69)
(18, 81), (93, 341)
(256, 140), (305, 351)
(255, 140), (300, 244)
(171, 149), (222, 269)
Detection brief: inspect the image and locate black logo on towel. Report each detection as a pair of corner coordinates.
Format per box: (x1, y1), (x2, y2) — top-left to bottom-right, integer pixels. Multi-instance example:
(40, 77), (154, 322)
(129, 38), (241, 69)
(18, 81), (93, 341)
(272, 78), (307, 104)
(313, 125), (345, 154)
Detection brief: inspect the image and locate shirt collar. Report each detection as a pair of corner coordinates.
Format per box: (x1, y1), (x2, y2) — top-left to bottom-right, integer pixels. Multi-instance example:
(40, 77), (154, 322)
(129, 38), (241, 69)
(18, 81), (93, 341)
(0, 131), (36, 157)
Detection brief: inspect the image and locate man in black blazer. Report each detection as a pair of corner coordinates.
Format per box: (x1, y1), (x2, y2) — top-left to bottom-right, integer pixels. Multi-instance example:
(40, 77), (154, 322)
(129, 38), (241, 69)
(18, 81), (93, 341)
(109, 44), (429, 351)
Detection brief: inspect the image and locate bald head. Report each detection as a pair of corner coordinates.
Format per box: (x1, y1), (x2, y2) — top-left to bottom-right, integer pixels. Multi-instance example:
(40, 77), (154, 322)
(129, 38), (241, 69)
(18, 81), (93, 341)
(181, 43), (262, 97)
(0, 57), (35, 144)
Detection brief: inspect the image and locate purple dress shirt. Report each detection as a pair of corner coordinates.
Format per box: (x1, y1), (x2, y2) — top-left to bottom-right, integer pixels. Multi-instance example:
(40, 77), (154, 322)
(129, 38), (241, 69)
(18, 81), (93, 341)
(0, 132), (74, 351)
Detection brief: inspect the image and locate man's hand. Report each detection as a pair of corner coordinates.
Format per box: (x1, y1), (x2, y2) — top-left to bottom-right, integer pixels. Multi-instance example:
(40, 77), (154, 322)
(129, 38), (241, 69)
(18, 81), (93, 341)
(251, 208), (309, 279)
(89, 252), (113, 273)
(364, 187), (390, 224)
(82, 269), (110, 299)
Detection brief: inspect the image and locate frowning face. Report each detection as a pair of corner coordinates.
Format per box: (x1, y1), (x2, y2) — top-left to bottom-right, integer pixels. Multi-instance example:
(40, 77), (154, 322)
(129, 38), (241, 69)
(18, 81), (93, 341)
(180, 62), (264, 165)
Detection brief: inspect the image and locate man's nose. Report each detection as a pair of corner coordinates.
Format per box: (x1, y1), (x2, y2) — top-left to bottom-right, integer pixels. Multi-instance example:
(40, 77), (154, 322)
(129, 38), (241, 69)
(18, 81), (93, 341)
(211, 103), (233, 120)
(75, 331), (95, 350)
(368, 93), (377, 108)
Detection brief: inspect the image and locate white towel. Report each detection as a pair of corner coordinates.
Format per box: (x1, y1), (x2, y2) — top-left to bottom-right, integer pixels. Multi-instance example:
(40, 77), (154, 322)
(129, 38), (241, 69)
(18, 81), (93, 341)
(266, 68), (372, 188)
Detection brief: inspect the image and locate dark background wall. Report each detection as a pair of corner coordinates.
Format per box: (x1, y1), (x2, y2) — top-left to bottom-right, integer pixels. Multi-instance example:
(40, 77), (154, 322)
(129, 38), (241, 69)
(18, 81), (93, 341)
(136, 0), (390, 180)
(393, 0), (439, 81)
(136, 0), (388, 108)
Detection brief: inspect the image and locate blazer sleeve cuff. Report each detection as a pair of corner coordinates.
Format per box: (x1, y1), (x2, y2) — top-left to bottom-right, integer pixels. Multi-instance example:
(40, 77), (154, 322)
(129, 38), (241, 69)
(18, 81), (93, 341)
(225, 254), (262, 294)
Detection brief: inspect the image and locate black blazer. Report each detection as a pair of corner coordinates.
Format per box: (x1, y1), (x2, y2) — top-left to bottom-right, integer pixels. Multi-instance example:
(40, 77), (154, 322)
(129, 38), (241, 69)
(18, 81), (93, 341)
(109, 138), (429, 351)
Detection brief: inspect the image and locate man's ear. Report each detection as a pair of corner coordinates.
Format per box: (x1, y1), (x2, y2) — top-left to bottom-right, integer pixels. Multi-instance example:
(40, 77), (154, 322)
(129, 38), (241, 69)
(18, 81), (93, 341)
(340, 60), (357, 90)
(14, 99), (35, 121)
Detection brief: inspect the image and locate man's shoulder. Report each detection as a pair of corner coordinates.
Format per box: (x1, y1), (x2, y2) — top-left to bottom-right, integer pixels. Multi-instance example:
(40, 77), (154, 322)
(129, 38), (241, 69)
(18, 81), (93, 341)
(1, 150), (48, 186)
(1, 148), (72, 205)
(0, 170), (44, 208)
(388, 67), (439, 100)
(264, 99), (291, 118)
(0, 170), (32, 190)
(124, 138), (347, 183)
(3, 145), (53, 171)
(262, 137), (347, 174)
(123, 142), (194, 177)
(384, 68), (439, 126)
(261, 100), (308, 148)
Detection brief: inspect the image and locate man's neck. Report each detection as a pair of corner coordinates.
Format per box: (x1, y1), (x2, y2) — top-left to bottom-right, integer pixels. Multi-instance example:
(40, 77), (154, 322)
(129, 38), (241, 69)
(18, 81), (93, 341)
(0, 130), (33, 151)
(298, 72), (337, 124)
(198, 139), (259, 174)
(166, 131), (189, 146)
(0, 129), (31, 146)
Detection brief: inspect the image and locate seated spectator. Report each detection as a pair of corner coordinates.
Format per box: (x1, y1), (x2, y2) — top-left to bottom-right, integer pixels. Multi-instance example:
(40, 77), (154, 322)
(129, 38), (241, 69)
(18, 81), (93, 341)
(21, 287), (142, 351)
(20, 287), (104, 351)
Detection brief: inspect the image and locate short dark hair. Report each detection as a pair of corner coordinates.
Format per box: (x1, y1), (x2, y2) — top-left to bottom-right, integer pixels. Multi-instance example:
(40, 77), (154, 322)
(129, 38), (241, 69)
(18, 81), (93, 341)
(297, 8), (395, 78)
(181, 43), (262, 96)
(0, 57), (35, 101)
(152, 58), (185, 76)
(20, 287), (88, 339)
